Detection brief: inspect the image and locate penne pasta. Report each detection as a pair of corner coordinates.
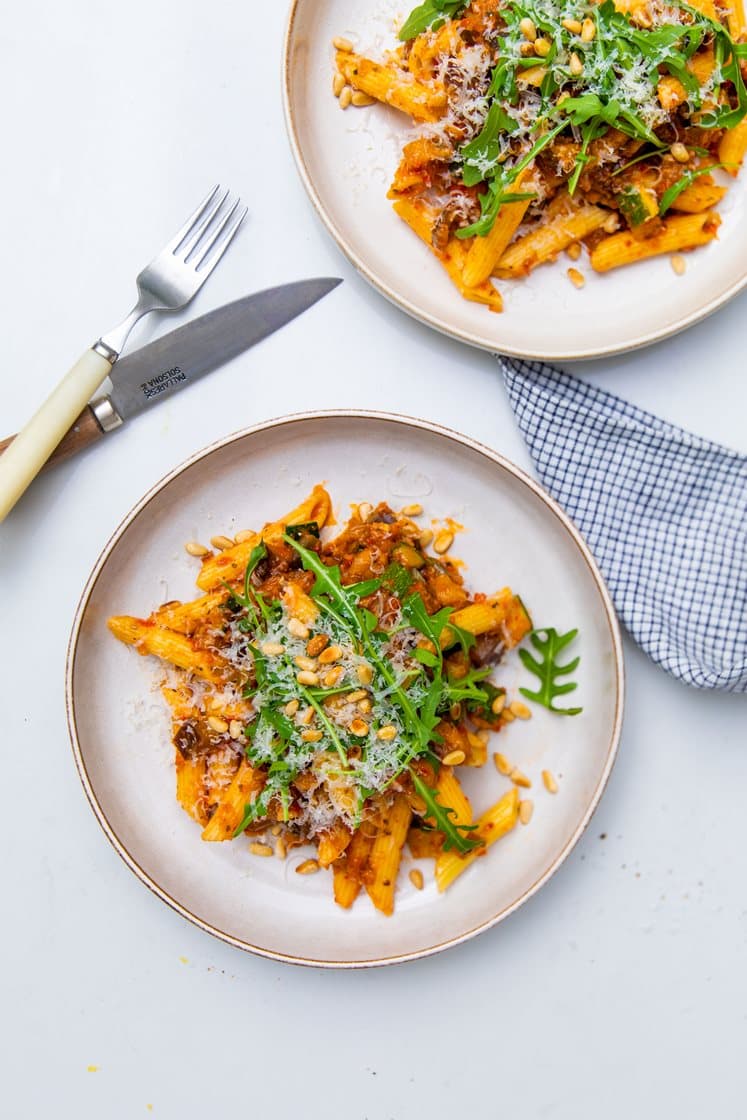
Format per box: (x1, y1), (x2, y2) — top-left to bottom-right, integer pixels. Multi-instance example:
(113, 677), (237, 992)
(719, 117), (747, 177)
(435, 788), (520, 892)
(365, 795), (412, 915)
(201, 761), (264, 842)
(196, 484), (332, 591)
(107, 615), (221, 680)
(336, 52), (446, 122)
(494, 206), (610, 278)
(590, 212), (721, 272)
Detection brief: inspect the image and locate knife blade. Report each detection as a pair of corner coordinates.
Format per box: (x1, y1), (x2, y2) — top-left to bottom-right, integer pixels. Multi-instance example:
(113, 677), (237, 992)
(0, 278), (341, 468)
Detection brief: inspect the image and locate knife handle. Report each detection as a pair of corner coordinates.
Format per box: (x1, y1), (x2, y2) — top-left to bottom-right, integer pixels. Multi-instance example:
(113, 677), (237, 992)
(0, 406), (105, 470)
(0, 346), (113, 521)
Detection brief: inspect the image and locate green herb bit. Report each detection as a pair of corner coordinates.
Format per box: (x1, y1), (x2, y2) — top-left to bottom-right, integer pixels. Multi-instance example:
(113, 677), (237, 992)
(398, 0), (465, 42)
(658, 163), (727, 215)
(409, 768), (482, 853)
(519, 628), (583, 716)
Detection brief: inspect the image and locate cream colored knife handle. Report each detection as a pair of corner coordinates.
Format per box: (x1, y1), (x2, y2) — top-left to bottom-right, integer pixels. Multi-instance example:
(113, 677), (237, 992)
(0, 347), (113, 522)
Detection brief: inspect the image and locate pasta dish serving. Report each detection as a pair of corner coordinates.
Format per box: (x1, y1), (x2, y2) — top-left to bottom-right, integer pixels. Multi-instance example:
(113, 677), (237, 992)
(107, 486), (564, 915)
(332, 0), (747, 310)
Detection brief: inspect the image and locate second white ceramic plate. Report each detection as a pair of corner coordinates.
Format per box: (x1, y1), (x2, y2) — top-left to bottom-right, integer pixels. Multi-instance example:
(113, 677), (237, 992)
(67, 412), (623, 966)
(283, 0), (747, 360)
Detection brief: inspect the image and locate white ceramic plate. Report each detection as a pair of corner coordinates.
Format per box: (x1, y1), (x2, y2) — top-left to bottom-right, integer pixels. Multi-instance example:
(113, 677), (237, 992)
(67, 412), (624, 967)
(283, 0), (747, 360)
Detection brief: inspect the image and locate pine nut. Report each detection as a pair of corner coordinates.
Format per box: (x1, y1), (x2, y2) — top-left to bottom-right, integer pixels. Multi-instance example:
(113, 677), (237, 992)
(307, 634), (330, 657)
(358, 502), (373, 521)
(332, 36), (354, 51)
(581, 18), (596, 41)
(570, 52), (584, 76)
(234, 529), (256, 543)
(603, 213), (620, 233)
(567, 268), (586, 289)
(519, 16), (537, 39)
(333, 72), (346, 98)
(345, 690), (366, 703)
(229, 720), (242, 740)
(357, 664), (374, 685)
(207, 716), (228, 734)
(250, 842), (273, 857)
(670, 254), (687, 276)
(300, 707), (315, 726)
(519, 799), (534, 825)
(494, 752), (511, 776)
(271, 824), (282, 836)
(210, 535), (234, 550)
(542, 769), (559, 794)
(534, 37), (551, 56)
(419, 529), (434, 548)
(296, 670), (320, 686)
(433, 530), (454, 554)
(566, 241), (582, 261)
(520, 41), (536, 55)
(288, 618), (310, 639)
(284, 699), (299, 717)
(350, 718), (369, 737)
(275, 837), (287, 859)
(296, 858), (321, 875)
(409, 868), (425, 890)
(377, 725), (397, 741)
(185, 541), (210, 557)
(670, 142), (690, 163)
(301, 729), (323, 742)
(442, 749), (466, 766)
(562, 18), (582, 32)
(261, 641), (285, 657)
(318, 644), (343, 665)
(402, 502), (423, 516)
(322, 666), (345, 687)
(295, 655), (318, 672)
(510, 700), (532, 720)
(351, 91), (375, 107)
(510, 767), (532, 789)
(501, 709), (516, 724)
(358, 698), (372, 714)
(491, 693), (506, 716)
(339, 85), (353, 110)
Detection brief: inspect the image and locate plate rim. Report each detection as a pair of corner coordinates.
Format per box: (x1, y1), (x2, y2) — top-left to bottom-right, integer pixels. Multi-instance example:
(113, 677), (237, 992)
(281, 0), (747, 361)
(66, 409), (625, 968)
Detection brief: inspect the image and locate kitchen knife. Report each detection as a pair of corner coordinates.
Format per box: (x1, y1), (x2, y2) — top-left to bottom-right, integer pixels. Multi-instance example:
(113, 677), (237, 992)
(0, 278), (341, 468)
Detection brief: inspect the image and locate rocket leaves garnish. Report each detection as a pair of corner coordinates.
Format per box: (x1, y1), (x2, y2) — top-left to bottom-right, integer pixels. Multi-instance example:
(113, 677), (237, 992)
(658, 163), (727, 214)
(519, 628), (583, 716)
(398, 0), (466, 42)
(409, 769), (483, 853)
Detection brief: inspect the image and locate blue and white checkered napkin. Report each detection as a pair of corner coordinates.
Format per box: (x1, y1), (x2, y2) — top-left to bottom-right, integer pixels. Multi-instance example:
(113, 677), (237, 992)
(499, 358), (747, 692)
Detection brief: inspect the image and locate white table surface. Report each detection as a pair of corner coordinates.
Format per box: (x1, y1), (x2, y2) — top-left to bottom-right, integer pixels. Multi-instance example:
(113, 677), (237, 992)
(2, 2), (745, 1117)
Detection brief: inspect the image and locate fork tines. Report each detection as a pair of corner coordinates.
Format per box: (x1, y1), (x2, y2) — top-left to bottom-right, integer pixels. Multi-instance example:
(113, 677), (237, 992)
(169, 185), (248, 271)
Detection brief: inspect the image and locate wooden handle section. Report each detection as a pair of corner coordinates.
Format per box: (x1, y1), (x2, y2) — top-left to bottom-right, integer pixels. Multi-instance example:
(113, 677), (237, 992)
(0, 346), (113, 521)
(0, 406), (105, 468)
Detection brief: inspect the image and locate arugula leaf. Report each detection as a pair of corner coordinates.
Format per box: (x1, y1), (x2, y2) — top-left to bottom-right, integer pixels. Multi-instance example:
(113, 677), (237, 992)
(658, 164), (726, 215)
(398, 0), (465, 41)
(409, 768), (483, 853)
(519, 628), (583, 715)
(457, 120), (569, 238)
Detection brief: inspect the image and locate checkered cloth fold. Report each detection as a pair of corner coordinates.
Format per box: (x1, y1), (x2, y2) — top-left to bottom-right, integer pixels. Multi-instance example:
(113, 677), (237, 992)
(500, 359), (747, 692)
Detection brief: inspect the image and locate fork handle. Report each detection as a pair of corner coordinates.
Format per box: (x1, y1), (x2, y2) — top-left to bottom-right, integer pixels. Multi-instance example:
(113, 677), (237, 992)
(0, 347), (113, 522)
(0, 406), (106, 468)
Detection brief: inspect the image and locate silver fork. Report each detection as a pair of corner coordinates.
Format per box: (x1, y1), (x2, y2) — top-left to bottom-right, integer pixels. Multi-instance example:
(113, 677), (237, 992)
(0, 185), (247, 522)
